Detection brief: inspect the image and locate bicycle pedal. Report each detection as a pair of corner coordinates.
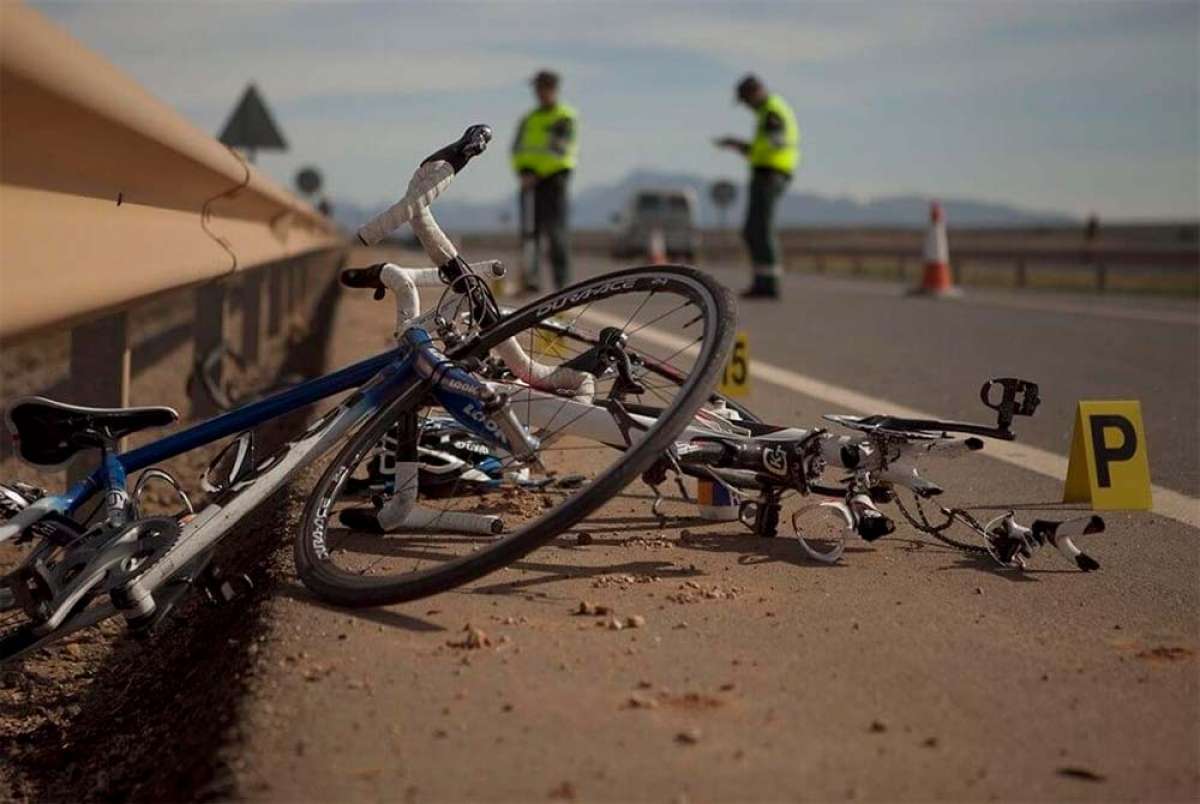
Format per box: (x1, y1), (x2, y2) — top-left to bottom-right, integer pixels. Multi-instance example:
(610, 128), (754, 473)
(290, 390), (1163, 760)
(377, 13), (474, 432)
(200, 568), (254, 605)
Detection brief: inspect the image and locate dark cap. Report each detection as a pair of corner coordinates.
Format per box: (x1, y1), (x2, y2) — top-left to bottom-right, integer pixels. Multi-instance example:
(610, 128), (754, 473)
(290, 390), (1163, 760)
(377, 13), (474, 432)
(531, 70), (560, 88)
(735, 73), (763, 100)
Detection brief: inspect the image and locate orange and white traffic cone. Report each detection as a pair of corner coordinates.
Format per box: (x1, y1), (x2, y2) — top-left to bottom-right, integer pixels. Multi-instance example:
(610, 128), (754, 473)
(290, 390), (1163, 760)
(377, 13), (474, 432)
(647, 226), (668, 265)
(911, 201), (960, 297)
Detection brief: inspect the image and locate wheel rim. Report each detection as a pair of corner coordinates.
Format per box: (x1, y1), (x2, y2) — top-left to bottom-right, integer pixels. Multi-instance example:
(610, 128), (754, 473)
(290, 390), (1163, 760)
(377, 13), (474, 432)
(304, 266), (733, 595)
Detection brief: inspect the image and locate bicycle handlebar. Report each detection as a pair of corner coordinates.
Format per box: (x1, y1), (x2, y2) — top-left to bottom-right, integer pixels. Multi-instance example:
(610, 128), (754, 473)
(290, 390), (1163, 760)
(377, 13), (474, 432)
(356, 124), (493, 247)
(341, 260), (505, 299)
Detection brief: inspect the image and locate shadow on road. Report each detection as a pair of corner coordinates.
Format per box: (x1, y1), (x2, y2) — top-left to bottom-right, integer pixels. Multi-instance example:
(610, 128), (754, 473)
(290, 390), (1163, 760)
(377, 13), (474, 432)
(4, 271), (344, 803)
(275, 582), (445, 633)
(471, 558), (698, 598)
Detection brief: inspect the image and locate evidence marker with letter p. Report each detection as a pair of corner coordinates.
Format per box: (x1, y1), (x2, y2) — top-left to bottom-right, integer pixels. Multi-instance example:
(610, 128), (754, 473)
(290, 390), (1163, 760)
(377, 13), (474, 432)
(1063, 400), (1153, 510)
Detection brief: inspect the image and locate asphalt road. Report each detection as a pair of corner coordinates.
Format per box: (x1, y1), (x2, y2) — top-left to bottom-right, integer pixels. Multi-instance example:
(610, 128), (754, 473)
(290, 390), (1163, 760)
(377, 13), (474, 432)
(559, 255), (1200, 499)
(218, 248), (1198, 802)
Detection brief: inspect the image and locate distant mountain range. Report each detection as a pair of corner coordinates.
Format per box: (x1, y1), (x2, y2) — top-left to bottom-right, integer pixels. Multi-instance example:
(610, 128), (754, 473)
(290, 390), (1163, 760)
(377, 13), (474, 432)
(333, 169), (1076, 233)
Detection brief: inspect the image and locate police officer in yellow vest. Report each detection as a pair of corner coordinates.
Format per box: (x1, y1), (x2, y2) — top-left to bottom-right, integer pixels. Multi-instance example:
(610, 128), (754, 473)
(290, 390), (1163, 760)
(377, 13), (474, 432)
(512, 70), (578, 292)
(715, 74), (799, 299)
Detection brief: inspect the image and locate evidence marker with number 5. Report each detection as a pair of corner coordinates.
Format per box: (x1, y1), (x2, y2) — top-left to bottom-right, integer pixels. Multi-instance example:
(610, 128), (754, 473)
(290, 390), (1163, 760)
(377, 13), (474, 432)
(719, 332), (750, 397)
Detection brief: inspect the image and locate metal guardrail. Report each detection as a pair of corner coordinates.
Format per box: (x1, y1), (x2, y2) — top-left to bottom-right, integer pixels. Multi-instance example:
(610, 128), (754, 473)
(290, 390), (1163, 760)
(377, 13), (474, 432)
(795, 243), (1199, 292)
(0, 5), (346, 467)
(0, 3), (341, 342)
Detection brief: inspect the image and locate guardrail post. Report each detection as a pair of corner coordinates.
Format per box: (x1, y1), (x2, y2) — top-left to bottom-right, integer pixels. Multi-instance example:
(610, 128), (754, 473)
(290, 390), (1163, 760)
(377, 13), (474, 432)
(290, 264), (300, 314)
(241, 271), (263, 364)
(296, 261), (306, 308)
(191, 282), (226, 419)
(67, 312), (130, 483)
(267, 265), (284, 337)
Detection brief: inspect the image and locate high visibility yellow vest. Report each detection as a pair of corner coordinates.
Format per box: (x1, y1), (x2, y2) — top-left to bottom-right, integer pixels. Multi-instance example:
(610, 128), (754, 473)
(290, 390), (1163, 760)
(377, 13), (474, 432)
(748, 94), (799, 175)
(511, 103), (578, 178)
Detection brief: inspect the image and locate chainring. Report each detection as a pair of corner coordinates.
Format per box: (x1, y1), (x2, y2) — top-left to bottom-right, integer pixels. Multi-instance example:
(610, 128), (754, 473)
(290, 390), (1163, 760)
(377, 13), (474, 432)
(47, 516), (183, 598)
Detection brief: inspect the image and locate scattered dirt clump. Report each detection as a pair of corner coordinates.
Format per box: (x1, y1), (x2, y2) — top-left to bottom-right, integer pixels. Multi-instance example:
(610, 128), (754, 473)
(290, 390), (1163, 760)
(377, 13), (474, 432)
(1135, 646), (1193, 662)
(666, 580), (741, 604)
(447, 625), (492, 650)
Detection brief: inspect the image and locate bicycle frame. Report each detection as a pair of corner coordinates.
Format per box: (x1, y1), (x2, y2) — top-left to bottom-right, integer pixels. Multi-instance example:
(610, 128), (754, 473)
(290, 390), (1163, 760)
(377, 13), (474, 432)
(3, 317), (567, 629)
(69, 348), (405, 519)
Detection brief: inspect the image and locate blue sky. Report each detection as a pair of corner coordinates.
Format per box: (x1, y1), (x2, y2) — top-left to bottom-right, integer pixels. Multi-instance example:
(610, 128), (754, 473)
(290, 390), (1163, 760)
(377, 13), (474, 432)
(33, 1), (1200, 219)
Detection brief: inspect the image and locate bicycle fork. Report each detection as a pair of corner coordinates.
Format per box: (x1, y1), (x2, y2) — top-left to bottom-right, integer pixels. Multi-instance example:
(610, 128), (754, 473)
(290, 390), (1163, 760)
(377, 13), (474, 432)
(375, 332), (541, 535)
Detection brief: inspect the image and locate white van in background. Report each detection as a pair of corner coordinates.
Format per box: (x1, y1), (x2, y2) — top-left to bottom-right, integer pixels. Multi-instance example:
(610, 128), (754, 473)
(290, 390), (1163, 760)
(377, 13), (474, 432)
(610, 188), (700, 262)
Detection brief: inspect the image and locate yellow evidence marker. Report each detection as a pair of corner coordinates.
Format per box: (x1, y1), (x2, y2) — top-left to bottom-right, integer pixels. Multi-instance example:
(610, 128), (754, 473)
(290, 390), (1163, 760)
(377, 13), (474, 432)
(1063, 400), (1152, 510)
(718, 332), (750, 397)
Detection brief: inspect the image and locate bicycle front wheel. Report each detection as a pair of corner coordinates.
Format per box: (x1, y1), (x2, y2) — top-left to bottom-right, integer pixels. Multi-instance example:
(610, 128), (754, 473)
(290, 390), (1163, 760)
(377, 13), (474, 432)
(294, 265), (734, 606)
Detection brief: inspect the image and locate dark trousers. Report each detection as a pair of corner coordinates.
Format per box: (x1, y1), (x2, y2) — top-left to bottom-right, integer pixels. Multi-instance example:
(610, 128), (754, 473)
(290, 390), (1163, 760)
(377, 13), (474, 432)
(742, 168), (790, 287)
(524, 171), (571, 290)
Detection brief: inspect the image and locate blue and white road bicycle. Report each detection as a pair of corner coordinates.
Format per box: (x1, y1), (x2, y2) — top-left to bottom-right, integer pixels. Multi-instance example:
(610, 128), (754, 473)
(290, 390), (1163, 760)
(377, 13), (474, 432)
(0, 126), (735, 663)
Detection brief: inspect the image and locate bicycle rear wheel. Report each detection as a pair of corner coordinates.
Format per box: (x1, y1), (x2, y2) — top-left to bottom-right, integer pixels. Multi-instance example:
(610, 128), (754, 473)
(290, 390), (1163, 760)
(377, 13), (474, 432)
(294, 265), (734, 606)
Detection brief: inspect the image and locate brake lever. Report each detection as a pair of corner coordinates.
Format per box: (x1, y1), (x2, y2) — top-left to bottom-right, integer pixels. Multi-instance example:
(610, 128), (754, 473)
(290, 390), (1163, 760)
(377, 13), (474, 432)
(340, 264), (387, 300)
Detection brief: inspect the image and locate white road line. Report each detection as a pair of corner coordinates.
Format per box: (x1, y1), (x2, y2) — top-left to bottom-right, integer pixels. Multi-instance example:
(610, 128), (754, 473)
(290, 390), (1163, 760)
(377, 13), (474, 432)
(584, 309), (1200, 530)
(950, 294), (1199, 327)
(783, 273), (1200, 326)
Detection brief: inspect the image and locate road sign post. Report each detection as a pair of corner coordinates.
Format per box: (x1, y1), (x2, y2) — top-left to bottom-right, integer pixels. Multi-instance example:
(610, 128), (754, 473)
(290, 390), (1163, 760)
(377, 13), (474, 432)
(218, 84), (288, 163)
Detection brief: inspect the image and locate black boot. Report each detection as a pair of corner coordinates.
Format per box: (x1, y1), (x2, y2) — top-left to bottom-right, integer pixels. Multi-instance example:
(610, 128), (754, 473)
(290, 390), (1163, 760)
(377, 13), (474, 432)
(740, 276), (779, 299)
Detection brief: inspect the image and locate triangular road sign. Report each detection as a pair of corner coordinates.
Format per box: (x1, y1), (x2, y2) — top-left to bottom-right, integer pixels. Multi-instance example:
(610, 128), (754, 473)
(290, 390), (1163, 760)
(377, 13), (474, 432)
(218, 83), (287, 157)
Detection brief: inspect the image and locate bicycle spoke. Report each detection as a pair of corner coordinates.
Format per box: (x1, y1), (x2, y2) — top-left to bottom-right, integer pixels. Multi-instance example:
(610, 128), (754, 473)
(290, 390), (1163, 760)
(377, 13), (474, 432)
(303, 267), (730, 601)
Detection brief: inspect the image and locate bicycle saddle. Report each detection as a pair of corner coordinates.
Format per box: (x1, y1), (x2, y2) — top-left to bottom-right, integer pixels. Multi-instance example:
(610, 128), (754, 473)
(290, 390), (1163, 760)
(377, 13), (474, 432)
(5, 396), (178, 467)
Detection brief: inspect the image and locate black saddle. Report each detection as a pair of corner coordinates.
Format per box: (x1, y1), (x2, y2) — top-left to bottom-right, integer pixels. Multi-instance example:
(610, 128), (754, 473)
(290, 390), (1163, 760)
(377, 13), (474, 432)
(5, 396), (178, 467)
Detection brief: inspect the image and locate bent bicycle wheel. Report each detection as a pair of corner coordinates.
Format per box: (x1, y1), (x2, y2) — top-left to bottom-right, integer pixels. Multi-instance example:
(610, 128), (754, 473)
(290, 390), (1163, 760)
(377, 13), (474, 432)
(294, 265), (734, 606)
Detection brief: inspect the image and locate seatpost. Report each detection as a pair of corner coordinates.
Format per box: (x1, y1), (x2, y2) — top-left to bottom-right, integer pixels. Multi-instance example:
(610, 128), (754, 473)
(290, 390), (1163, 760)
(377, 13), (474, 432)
(94, 427), (132, 527)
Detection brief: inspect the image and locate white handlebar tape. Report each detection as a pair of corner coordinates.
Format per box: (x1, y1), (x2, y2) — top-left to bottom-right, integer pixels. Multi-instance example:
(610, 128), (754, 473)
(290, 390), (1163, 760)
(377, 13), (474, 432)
(376, 261), (503, 287)
(411, 205), (456, 265)
(492, 339), (596, 401)
(472, 260), (505, 278)
(381, 264), (443, 288)
(356, 161), (455, 246)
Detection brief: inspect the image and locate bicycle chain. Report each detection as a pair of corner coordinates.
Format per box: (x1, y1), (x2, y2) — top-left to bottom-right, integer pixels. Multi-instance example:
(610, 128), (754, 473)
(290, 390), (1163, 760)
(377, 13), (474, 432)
(893, 492), (990, 555)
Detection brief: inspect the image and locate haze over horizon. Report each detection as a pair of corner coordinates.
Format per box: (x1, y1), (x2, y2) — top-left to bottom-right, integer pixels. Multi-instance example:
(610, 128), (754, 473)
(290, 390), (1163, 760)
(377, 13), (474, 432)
(32, 1), (1200, 222)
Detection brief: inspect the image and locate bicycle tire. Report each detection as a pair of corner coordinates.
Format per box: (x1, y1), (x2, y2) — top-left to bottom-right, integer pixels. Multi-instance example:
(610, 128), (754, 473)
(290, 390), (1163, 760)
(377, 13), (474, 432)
(294, 264), (734, 606)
